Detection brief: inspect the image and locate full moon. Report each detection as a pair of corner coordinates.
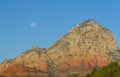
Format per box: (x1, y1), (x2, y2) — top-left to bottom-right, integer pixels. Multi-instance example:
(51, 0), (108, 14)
(30, 21), (37, 28)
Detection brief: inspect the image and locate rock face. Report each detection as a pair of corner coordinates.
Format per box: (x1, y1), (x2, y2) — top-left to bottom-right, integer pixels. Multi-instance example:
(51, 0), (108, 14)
(0, 47), (48, 77)
(107, 50), (120, 64)
(0, 19), (119, 77)
(47, 19), (118, 76)
(0, 59), (13, 74)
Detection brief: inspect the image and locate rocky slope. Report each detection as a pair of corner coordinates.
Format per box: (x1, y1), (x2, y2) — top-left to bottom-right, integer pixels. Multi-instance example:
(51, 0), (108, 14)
(0, 46), (48, 77)
(47, 19), (118, 76)
(107, 50), (120, 64)
(0, 19), (119, 77)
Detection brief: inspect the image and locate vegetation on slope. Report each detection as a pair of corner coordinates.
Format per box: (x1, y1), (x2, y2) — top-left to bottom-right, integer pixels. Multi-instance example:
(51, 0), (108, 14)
(70, 62), (120, 77)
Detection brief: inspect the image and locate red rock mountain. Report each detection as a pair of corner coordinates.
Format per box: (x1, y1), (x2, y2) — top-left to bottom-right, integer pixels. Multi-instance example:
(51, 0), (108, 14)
(0, 19), (119, 77)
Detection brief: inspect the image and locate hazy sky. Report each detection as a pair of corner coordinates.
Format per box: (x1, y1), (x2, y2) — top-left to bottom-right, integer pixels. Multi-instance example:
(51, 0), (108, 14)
(0, 0), (120, 63)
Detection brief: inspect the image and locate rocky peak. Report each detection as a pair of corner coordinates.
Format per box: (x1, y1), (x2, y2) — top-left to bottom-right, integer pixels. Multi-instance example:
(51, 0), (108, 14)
(33, 44), (39, 50)
(48, 19), (118, 76)
(69, 19), (102, 33)
(79, 19), (97, 26)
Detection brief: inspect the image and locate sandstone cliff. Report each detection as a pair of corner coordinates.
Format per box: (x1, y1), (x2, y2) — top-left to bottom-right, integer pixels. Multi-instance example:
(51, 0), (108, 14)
(0, 19), (119, 77)
(0, 47), (48, 77)
(47, 19), (118, 76)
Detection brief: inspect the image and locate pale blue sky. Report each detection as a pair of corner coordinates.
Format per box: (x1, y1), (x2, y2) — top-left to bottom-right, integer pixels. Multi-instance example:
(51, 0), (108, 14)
(0, 0), (120, 63)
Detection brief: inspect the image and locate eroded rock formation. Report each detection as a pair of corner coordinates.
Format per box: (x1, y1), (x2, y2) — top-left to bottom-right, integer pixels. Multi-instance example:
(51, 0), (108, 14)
(0, 19), (119, 77)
